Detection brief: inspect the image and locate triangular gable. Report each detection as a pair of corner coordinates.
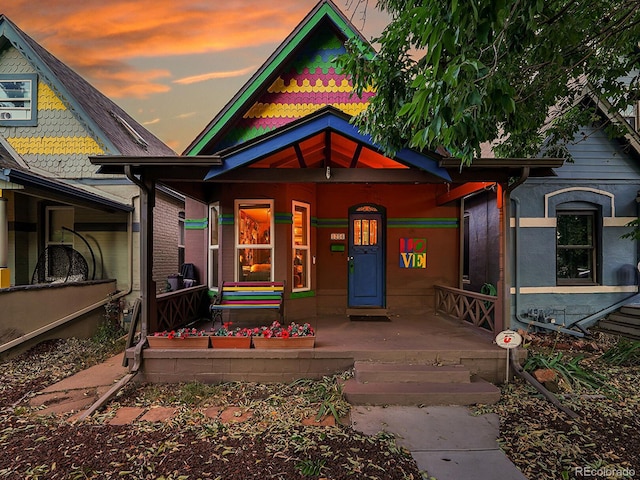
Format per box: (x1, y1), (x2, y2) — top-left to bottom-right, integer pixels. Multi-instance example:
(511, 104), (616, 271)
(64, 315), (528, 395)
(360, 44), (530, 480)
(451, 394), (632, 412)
(185, 0), (372, 156)
(0, 15), (174, 157)
(204, 107), (451, 181)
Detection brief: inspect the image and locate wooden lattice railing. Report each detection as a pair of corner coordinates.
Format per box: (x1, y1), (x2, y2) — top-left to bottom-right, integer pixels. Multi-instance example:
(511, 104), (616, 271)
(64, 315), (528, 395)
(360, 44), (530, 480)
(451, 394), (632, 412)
(434, 285), (497, 334)
(153, 285), (210, 333)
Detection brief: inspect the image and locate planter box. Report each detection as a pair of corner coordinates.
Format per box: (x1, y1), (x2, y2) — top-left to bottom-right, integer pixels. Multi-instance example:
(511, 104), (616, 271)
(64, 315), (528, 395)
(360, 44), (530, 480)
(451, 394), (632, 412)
(252, 336), (315, 349)
(146, 336), (210, 349)
(210, 336), (251, 349)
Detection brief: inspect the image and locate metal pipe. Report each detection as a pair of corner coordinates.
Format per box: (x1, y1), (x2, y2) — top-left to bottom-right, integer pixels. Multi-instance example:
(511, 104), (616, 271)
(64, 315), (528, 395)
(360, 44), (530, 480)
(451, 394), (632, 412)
(510, 350), (579, 419)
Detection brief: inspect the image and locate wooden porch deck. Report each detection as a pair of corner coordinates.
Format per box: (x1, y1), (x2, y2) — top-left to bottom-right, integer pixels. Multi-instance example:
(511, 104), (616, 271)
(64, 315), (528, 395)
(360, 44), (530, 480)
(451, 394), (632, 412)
(132, 312), (508, 389)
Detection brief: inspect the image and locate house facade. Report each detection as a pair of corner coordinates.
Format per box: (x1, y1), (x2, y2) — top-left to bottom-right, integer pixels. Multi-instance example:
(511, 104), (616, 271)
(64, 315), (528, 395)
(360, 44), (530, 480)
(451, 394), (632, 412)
(0, 15), (180, 354)
(179, 2), (470, 321)
(508, 101), (640, 330)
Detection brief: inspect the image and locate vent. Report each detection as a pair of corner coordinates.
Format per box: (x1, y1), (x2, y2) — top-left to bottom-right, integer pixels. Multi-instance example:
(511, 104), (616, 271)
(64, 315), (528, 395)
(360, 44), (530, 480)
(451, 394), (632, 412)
(111, 111), (149, 149)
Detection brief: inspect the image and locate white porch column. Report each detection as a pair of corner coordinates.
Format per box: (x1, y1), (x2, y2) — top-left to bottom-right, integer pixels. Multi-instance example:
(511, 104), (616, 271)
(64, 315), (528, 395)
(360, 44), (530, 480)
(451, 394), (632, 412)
(0, 194), (9, 288)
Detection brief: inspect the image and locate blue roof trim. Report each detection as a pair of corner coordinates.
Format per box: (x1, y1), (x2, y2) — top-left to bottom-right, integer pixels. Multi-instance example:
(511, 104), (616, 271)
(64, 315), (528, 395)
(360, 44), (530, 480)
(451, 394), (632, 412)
(204, 110), (451, 182)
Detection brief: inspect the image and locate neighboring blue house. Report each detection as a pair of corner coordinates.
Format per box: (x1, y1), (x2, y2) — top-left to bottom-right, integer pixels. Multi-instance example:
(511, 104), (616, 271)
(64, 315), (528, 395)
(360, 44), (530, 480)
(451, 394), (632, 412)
(507, 97), (640, 331)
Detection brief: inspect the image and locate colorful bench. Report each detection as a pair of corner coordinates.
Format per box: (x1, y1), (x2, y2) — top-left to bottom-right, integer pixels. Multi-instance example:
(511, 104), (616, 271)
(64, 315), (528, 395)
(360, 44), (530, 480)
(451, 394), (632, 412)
(211, 281), (285, 322)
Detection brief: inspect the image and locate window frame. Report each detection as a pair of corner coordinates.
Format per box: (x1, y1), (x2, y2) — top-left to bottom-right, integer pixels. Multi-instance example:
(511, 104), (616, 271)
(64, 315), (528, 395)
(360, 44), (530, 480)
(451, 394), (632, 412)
(235, 199), (274, 282)
(178, 211), (185, 269)
(556, 209), (599, 285)
(0, 74), (38, 126)
(208, 203), (220, 289)
(292, 200), (311, 292)
(45, 206), (74, 248)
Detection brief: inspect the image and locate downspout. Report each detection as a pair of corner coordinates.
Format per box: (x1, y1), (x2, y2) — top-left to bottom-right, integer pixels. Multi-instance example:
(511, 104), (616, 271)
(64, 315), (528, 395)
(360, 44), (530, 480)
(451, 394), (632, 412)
(502, 167), (529, 330)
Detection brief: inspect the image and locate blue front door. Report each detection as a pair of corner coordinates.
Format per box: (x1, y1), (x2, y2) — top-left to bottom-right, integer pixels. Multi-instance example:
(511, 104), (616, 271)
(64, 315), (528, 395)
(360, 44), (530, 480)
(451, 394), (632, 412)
(348, 204), (385, 307)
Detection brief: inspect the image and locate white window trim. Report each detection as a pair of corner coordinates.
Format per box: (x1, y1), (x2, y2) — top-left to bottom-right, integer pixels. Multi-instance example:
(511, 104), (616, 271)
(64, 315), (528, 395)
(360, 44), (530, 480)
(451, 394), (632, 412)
(235, 199), (274, 282)
(208, 203), (219, 289)
(292, 200), (311, 292)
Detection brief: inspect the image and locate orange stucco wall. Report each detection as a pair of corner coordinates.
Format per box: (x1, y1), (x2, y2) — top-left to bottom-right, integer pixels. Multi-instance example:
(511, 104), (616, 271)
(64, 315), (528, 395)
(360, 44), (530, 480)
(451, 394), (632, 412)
(204, 182), (459, 319)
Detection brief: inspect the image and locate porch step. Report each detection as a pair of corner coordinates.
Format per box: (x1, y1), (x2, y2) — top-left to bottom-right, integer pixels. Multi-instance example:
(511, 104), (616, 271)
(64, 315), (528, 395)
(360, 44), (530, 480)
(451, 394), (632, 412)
(344, 361), (500, 406)
(342, 376), (500, 406)
(598, 306), (640, 340)
(354, 361), (471, 384)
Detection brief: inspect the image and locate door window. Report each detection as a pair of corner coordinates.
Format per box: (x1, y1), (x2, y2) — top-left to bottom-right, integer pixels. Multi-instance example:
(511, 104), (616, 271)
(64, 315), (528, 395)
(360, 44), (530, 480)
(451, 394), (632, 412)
(353, 219), (378, 246)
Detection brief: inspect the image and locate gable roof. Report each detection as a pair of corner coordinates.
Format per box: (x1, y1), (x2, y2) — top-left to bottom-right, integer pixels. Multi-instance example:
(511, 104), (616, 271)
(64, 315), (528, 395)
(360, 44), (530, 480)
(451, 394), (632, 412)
(185, 0), (372, 156)
(0, 15), (175, 157)
(204, 106), (451, 181)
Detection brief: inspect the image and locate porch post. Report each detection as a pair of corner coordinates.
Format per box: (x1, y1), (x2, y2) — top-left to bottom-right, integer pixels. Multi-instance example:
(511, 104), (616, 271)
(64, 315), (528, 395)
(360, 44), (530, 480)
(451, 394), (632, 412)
(0, 195), (9, 288)
(495, 184), (506, 332)
(138, 175), (157, 335)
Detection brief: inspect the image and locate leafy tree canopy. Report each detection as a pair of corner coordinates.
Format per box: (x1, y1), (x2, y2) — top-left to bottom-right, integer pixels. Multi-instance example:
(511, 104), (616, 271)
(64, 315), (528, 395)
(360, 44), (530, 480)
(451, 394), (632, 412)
(339, 0), (640, 164)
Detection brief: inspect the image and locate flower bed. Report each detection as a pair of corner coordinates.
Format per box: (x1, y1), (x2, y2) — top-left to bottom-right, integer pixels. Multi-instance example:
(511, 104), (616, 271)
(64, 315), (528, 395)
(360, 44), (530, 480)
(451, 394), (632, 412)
(253, 321), (315, 349)
(211, 322), (252, 348)
(147, 328), (210, 349)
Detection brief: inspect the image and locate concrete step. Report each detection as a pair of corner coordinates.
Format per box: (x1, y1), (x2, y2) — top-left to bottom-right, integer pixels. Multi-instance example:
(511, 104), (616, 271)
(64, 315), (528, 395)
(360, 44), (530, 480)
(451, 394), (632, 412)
(597, 320), (640, 340)
(606, 313), (640, 326)
(619, 305), (640, 317)
(355, 361), (471, 384)
(343, 377), (500, 406)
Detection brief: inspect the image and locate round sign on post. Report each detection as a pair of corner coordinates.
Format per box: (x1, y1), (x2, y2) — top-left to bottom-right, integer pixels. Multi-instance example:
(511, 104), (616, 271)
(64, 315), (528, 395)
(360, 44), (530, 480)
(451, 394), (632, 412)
(495, 330), (522, 349)
(495, 330), (522, 383)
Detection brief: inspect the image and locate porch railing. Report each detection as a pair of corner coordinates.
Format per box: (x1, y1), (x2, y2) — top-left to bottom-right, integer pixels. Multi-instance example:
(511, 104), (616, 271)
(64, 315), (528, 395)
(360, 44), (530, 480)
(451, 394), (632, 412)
(153, 285), (210, 333)
(434, 285), (497, 334)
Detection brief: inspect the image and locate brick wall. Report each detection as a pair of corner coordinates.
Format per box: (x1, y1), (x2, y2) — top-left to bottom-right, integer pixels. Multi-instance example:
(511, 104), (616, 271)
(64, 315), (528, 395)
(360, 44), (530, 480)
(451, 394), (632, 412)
(153, 193), (183, 293)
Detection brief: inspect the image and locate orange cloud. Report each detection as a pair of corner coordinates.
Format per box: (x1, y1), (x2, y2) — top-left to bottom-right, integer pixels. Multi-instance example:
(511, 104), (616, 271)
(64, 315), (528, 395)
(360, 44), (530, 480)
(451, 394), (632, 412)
(174, 65), (258, 85)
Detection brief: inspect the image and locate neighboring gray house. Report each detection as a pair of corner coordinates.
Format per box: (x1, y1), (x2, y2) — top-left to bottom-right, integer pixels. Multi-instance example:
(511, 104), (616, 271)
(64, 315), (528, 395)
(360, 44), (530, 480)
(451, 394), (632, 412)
(0, 14), (181, 355)
(508, 97), (640, 331)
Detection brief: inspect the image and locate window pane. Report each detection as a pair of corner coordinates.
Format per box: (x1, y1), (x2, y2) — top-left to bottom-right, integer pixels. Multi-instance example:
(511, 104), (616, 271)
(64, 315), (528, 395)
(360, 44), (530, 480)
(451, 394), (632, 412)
(239, 204), (271, 245)
(178, 211), (185, 246)
(0, 80), (32, 120)
(354, 220), (362, 245)
(209, 250), (219, 287)
(362, 220), (370, 245)
(239, 249), (271, 281)
(557, 214), (592, 246)
(370, 219), (378, 245)
(48, 208), (73, 243)
(294, 206), (307, 246)
(556, 211), (596, 283)
(210, 205), (219, 246)
(557, 248), (593, 281)
(293, 249), (307, 288)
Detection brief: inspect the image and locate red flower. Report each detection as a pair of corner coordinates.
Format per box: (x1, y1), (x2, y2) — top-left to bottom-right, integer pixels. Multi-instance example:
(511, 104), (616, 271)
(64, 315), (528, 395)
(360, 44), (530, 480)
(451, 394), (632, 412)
(167, 331), (175, 339)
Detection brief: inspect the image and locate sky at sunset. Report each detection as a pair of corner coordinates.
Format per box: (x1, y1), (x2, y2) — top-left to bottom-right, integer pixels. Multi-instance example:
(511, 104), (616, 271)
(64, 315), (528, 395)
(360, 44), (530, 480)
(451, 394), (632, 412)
(2, 1), (389, 153)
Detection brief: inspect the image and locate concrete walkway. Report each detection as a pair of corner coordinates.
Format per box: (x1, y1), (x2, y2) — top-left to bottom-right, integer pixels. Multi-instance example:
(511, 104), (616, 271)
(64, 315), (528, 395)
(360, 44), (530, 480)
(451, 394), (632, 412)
(351, 405), (528, 480)
(29, 352), (130, 418)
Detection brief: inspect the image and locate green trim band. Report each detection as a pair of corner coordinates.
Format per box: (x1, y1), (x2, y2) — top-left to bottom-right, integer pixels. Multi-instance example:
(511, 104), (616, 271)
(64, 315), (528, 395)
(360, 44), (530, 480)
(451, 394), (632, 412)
(290, 290), (316, 299)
